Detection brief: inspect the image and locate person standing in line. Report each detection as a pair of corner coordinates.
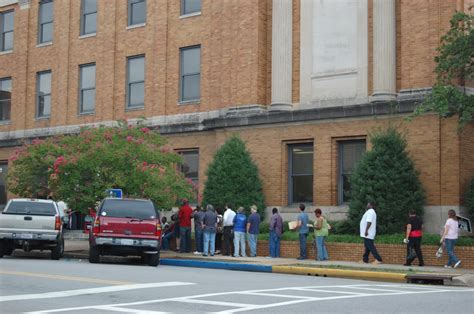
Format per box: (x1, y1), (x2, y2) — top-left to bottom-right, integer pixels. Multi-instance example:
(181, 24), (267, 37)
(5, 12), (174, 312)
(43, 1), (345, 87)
(314, 208), (330, 261)
(202, 204), (218, 257)
(215, 208), (224, 254)
(403, 209), (424, 266)
(360, 202), (383, 264)
(178, 199), (193, 253)
(269, 207), (283, 258)
(223, 204), (236, 256)
(171, 211), (180, 251)
(233, 207), (247, 257)
(440, 209), (461, 268)
(247, 205), (261, 257)
(296, 204), (309, 260)
(192, 206), (205, 255)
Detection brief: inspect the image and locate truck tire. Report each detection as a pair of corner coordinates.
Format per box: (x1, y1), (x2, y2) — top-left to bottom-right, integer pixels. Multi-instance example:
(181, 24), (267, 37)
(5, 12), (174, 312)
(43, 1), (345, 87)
(51, 237), (64, 260)
(4, 247), (14, 256)
(147, 251), (160, 267)
(89, 245), (100, 263)
(0, 241), (4, 258)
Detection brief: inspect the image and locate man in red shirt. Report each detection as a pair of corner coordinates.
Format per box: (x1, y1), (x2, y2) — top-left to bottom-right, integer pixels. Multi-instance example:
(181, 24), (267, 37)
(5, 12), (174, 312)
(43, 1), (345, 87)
(178, 199), (193, 253)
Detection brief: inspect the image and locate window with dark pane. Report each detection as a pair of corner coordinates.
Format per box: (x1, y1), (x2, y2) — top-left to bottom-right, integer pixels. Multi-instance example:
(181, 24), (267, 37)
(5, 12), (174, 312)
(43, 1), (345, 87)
(36, 71), (51, 118)
(79, 63), (96, 114)
(338, 140), (366, 204)
(0, 162), (8, 207)
(179, 45), (200, 102)
(179, 150), (199, 202)
(126, 55), (145, 108)
(288, 143), (313, 204)
(81, 0), (97, 35)
(128, 0), (146, 26)
(181, 0), (201, 15)
(0, 10), (14, 51)
(38, 0), (54, 44)
(0, 78), (11, 121)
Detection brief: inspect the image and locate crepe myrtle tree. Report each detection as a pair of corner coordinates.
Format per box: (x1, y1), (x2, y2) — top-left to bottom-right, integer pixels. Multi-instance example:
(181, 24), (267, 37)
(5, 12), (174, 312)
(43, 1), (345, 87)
(7, 121), (195, 214)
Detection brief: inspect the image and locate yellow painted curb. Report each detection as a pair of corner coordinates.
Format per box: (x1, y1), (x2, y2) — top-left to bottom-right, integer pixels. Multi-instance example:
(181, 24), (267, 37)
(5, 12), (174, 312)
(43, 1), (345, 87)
(272, 266), (407, 283)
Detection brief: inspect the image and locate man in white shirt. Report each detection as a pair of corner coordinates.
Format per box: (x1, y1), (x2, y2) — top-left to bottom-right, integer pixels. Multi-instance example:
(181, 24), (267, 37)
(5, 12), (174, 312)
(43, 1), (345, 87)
(222, 204), (236, 256)
(360, 202), (383, 264)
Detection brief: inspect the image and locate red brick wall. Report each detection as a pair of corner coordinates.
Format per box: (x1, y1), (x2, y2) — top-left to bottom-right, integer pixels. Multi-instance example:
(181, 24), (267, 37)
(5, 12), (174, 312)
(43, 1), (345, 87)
(255, 240), (474, 269)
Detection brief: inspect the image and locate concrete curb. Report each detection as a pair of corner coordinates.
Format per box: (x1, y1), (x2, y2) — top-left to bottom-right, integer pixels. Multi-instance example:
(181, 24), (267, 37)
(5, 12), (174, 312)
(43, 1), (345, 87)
(160, 259), (272, 273)
(272, 265), (407, 283)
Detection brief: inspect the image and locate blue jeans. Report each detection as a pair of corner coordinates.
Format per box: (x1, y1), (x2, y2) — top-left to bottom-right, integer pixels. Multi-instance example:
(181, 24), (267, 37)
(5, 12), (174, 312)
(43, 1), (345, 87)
(248, 233), (258, 257)
(180, 227), (191, 253)
(203, 230), (216, 256)
(445, 238), (459, 266)
(269, 230), (280, 258)
(316, 236), (329, 261)
(299, 233), (308, 258)
(161, 232), (173, 250)
(233, 231), (246, 257)
(195, 228), (203, 253)
(363, 238), (382, 263)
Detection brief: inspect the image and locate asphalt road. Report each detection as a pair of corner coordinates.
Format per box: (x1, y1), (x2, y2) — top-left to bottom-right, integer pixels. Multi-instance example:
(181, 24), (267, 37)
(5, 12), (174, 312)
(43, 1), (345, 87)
(0, 254), (473, 313)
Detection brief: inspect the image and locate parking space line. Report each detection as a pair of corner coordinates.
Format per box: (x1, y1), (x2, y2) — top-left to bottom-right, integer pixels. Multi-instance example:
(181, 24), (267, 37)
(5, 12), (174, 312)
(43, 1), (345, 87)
(2, 282), (194, 303)
(0, 270), (132, 286)
(291, 288), (367, 295)
(239, 291), (318, 299)
(175, 298), (250, 308)
(341, 286), (448, 293)
(95, 306), (168, 313)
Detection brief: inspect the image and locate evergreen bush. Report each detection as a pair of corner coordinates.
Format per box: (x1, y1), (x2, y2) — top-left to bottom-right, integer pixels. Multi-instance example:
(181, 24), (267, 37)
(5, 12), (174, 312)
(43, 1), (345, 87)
(465, 177), (474, 222)
(202, 136), (265, 217)
(346, 127), (425, 234)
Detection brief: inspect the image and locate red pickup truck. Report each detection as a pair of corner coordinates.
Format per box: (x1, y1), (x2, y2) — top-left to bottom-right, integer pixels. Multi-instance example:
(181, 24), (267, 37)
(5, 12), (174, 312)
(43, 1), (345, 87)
(89, 198), (162, 266)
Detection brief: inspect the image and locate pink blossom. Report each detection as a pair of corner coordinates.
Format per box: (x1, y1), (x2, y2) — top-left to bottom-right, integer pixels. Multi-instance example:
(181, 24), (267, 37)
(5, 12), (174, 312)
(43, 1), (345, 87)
(159, 167), (166, 174)
(160, 147), (170, 153)
(142, 161), (148, 167)
(126, 136), (133, 142)
(32, 139), (44, 146)
(140, 127), (150, 134)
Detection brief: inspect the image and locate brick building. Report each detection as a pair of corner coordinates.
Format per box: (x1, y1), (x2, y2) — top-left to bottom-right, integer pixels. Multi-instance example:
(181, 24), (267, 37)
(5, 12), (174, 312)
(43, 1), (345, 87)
(0, 0), (472, 233)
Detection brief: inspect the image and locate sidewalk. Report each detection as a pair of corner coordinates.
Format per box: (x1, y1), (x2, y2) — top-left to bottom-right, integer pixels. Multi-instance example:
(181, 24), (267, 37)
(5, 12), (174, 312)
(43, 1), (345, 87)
(63, 239), (474, 287)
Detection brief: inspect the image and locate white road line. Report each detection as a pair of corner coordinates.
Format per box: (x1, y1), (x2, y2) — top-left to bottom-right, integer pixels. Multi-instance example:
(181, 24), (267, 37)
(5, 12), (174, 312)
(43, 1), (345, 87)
(3, 281), (194, 303)
(239, 291), (318, 299)
(175, 299), (250, 308)
(27, 284), (474, 314)
(290, 287), (366, 295)
(342, 286), (447, 293)
(95, 306), (167, 313)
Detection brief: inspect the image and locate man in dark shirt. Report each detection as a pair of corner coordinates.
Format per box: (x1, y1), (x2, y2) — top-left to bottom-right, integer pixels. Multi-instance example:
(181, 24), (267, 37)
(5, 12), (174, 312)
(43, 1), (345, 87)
(202, 204), (218, 256)
(247, 205), (261, 257)
(269, 207), (283, 258)
(404, 209), (424, 266)
(192, 206), (205, 254)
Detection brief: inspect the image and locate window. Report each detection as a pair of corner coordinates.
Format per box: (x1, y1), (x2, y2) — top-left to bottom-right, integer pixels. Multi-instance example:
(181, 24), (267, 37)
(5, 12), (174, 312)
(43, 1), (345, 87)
(79, 63), (96, 114)
(80, 0), (97, 36)
(288, 143), (313, 204)
(0, 162), (7, 207)
(179, 150), (199, 202)
(338, 140), (366, 204)
(181, 0), (201, 16)
(0, 10), (14, 52)
(128, 0), (146, 26)
(36, 71), (51, 118)
(0, 78), (11, 121)
(126, 55), (145, 108)
(38, 0), (54, 44)
(179, 45), (200, 102)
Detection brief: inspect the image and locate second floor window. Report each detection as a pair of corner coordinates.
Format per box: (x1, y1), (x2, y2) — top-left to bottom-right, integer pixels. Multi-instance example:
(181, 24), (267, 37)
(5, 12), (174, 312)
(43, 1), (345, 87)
(0, 10), (14, 52)
(36, 71), (51, 118)
(181, 0), (201, 16)
(38, 0), (54, 44)
(79, 63), (96, 114)
(128, 0), (146, 26)
(0, 77), (11, 121)
(126, 55), (145, 108)
(80, 0), (97, 36)
(179, 45), (201, 102)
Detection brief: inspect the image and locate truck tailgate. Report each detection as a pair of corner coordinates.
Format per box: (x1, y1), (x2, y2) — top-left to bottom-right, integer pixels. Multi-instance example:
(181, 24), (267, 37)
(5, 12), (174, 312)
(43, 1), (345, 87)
(0, 214), (58, 234)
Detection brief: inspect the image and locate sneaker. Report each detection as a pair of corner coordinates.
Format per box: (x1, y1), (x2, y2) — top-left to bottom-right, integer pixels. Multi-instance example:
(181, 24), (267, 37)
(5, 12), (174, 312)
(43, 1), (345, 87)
(454, 260), (462, 269)
(444, 265), (451, 268)
(358, 260), (368, 264)
(372, 260), (383, 265)
(202, 254), (208, 257)
(193, 251), (201, 255)
(296, 257), (306, 260)
(210, 254), (215, 257)
(403, 263), (411, 266)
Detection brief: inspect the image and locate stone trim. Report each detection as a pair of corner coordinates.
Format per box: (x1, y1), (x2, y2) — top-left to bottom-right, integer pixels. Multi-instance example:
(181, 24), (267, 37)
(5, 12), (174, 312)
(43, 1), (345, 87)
(0, 0), (17, 8)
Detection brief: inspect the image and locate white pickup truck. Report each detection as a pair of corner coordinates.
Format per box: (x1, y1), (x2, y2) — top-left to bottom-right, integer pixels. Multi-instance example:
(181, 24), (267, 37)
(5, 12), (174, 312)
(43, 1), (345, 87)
(0, 198), (66, 260)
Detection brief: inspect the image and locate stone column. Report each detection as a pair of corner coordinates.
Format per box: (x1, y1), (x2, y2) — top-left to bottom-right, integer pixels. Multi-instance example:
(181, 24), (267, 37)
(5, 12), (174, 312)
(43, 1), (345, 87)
(371, 0), (397, 102)
(270, 0), (293, 111)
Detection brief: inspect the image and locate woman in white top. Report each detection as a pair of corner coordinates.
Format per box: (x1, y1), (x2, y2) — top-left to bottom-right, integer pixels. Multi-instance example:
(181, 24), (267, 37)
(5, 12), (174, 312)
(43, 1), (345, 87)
(440, 209), (461, 268)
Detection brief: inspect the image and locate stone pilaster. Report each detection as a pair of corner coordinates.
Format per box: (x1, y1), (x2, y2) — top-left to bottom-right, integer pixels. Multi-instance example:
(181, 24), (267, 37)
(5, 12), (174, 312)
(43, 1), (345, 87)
(270, 0), (293, 111)
(371, 0), (397, 102)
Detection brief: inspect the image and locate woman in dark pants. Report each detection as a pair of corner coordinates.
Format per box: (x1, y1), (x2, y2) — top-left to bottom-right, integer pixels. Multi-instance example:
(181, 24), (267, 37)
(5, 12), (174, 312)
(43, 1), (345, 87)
(403, 210), (424, 266)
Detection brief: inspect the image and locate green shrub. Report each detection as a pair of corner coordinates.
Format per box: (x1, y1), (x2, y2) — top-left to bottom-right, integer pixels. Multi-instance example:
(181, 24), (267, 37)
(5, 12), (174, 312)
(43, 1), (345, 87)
(202, 136), (265, 217)
(465, 177), (474, 222)
(347, 127), (425, 234)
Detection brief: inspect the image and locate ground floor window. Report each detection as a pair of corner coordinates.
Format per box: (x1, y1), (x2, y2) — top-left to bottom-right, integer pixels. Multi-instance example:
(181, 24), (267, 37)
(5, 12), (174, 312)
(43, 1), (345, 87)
(338, 140), (366, 204)
(0, 161), (7, 207)
(288, 143), (313, 204)
(178, 149), (199, 202)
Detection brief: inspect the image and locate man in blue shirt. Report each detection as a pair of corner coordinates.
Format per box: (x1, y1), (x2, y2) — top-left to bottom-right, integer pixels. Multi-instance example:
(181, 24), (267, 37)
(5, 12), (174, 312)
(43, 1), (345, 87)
(296, 204), (309, 260)
(233, 207), (247, 257)
(247, 205), (261, 257)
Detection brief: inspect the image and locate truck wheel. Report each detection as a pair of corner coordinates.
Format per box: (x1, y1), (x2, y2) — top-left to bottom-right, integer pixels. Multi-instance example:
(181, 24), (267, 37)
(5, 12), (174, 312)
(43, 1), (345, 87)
(148, 251), (160, 267)
(89, 245), (100, 263)
(4, 247), (14, 256)
(51, 238), (64, 260)
(0, 241), (4, 258)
